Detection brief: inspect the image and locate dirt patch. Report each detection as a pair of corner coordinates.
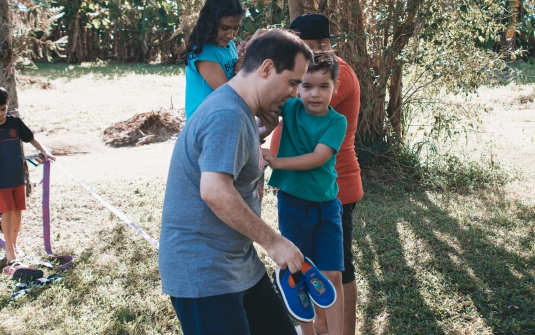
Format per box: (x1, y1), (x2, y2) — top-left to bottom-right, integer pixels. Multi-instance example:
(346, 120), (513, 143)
(103, 109), (184, 147)
(17, 75), (55, 89)
(51, 146), (89, 156)
(518, 94), (535, 104)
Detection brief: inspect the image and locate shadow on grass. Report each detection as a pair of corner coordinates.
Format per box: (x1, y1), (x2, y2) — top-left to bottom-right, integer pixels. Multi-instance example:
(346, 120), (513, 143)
(354, 180), (535, 334)
(18, 62), (185, 81)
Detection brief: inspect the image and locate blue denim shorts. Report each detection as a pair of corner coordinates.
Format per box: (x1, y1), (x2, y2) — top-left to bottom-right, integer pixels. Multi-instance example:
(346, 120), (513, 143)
(277, 191), (344, 272)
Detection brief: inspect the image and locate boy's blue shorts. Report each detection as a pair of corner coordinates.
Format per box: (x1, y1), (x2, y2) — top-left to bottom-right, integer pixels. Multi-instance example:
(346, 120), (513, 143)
(277, 191), (344, 272)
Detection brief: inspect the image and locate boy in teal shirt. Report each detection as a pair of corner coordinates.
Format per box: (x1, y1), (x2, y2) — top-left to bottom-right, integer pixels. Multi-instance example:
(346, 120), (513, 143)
(262, 52), (346, 335)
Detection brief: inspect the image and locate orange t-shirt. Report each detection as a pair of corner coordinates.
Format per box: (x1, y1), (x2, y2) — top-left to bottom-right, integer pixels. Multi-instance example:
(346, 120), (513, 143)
(269, 57), (363, 204)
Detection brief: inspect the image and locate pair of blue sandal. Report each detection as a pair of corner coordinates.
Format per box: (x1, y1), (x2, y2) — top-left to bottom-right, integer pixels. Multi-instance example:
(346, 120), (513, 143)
(275, 257), (336, 322)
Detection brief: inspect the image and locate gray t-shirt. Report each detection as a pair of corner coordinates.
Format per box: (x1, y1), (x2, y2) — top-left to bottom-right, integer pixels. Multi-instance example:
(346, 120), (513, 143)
(159, 84), (267, 298)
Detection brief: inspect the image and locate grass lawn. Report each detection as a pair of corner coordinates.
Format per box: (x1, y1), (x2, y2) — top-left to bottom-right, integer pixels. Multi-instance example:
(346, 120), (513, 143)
(0, 62), (534, 334)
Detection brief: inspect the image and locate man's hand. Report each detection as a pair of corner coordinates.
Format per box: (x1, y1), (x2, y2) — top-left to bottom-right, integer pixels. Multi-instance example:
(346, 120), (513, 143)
(257, 110), (280, 140)
(264, 235), (303, 273)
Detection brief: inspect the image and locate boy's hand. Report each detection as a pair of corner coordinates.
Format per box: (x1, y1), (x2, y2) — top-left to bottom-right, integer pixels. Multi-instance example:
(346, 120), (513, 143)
(42, 151), (56, 162)
(261, 148), (277, 168)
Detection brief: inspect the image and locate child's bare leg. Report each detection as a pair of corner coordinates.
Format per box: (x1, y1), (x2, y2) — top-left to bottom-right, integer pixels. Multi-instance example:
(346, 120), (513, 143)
(11, 210), (22, 255)
(322, 271), (344, 335)
(313, 306), (329, 335)
(2, 210), (16, 261)
(299, 320), (316, 335)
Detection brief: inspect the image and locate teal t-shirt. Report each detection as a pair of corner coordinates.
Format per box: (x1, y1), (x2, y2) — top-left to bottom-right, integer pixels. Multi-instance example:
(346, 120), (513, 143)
(268, 98), (347, 202)
(185, 41), (238, 121)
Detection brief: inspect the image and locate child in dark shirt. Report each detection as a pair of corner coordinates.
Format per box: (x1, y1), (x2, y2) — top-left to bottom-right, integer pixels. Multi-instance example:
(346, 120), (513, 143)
(0, 87), (55, 265)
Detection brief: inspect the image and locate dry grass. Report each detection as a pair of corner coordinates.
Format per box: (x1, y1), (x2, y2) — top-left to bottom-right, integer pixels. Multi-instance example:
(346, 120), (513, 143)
(0, 62), (533, 334)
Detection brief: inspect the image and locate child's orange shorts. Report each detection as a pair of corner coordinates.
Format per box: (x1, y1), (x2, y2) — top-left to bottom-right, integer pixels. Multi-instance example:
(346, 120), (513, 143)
(0, 185), (27, 212)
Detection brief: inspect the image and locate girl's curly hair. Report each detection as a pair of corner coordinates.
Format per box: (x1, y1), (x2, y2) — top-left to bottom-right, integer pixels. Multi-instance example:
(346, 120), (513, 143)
(183, 0), (245, 65)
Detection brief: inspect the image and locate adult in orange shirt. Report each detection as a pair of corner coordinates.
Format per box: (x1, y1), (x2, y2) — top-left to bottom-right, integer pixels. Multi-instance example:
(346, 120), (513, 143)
(270, 14), (363, 335)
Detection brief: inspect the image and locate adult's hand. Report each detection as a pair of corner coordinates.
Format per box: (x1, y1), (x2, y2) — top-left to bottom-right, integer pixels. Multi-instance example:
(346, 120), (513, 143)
(264, 234), (303, 274)
(257, 110), (280, 140)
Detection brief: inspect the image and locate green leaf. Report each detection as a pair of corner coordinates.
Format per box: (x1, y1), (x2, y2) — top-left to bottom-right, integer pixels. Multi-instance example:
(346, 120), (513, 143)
(242, 20), (257, 34)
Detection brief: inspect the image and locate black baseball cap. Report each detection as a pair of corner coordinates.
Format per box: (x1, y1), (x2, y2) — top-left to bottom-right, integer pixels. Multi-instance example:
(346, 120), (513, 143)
(289, 14), (340, 40)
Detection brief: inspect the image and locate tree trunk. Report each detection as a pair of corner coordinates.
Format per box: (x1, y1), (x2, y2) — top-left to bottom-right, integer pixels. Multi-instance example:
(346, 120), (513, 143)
(0, 0), (19, 111)
(288, 0), (317, 21)
(334, 0), (420, 144)
(505, 0), (522, 52)
(0, 0), (29, 194)
(387, 61), (403, 142)
(67, 14), (87, 63)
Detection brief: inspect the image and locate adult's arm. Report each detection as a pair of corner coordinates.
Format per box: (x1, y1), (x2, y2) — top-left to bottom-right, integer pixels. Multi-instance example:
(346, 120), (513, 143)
(196, 61), (230, 90)
(200, 171), (304, 273)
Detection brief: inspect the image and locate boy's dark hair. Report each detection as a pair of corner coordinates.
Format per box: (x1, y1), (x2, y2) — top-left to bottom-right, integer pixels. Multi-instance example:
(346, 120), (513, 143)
(0, 87), (8, 106)
(183, 0), (245, 65)
(308, 51), (339, 82)
(241, 30), (314, 74)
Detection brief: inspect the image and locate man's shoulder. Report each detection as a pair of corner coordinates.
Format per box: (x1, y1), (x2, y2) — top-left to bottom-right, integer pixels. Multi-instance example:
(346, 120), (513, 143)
(204, 85), (241, 108)
(193, 86), (252, 125)
(337, 57), (358, 81)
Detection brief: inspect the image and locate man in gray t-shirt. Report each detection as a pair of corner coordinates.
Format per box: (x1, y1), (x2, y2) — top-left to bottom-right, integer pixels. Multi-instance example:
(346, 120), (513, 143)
(159, 30), (313, 335)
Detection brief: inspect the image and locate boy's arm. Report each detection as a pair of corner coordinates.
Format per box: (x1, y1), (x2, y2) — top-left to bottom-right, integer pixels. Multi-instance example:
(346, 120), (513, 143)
(29, 138), (56, 162)
(262, 143), (334, 171)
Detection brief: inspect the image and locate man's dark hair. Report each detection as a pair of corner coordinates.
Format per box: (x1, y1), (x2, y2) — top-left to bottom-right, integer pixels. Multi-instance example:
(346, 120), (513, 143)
(183, 0), (245, 65)
(0, 87), (8, 105)
(308, 51), (340, 82)
(241, 29), (313, 74)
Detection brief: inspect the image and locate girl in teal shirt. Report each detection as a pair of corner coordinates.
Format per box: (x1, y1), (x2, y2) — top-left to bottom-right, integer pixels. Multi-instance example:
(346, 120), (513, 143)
(183, 0), (244, 121)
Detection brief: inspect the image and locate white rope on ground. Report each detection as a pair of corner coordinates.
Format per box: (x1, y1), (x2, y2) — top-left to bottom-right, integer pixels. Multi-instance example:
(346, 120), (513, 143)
(51, 161), (160, 250)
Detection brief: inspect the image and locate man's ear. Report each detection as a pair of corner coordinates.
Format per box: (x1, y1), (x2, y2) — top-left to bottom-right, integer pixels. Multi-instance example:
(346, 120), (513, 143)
(320, 38), (331, 50)
(259, 59), (274, 79)
(333, 79), (340, 94)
